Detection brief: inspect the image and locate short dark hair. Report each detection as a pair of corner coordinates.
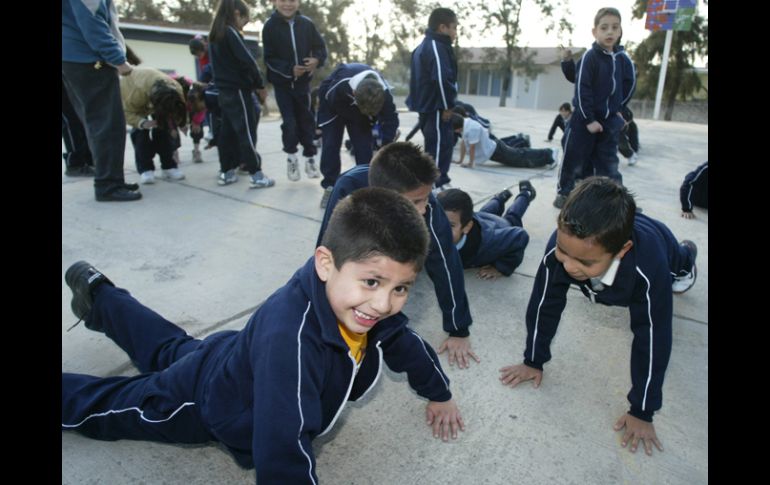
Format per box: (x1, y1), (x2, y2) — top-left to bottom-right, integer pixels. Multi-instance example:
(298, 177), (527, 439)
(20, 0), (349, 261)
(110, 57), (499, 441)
(436, 188), (473, 226)
(322, 187), (429, 271)
(452, 105), (468, 117)
(150, 79), (188, 129)
(558, 177), (635, 255)
(450, 113), (465, 131)
(354, 76), (385, 117)
(189, 36), (207, 55)
(368, 142), (439, 192)
(428, 8), (457, 31)
(594, 7), (621, 26)
(559, 102), (572, 112)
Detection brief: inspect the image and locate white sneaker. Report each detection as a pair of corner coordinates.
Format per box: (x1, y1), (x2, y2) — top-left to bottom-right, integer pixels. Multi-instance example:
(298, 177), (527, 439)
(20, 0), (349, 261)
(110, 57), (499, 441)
(192, 147), (203, 164)
(672, 265), (697, 293)
(628, 153), (638, 166)
(140, 171), (155, 184)
(305, 158), (320, 178)
(287, 154), (300, 181)
(320, 186), (334, 209)
(250, 171), (275, 189)
(162, 168), (186, 181)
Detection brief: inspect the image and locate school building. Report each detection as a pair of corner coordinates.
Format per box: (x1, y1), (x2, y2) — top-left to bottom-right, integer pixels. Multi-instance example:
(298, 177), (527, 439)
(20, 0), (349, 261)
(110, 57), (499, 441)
(456, 47), (583, 111)
(119, 21), (261, 80)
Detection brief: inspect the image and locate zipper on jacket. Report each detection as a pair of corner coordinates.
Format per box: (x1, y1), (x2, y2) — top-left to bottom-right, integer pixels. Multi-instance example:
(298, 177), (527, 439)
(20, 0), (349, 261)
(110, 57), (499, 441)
(318, 352), (358, 437)
(289, 19), (299, 88)
(585, 284), (598, 304)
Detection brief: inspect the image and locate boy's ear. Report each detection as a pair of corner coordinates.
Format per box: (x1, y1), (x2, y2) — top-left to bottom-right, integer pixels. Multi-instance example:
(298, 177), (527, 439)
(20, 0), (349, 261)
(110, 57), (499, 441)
(462, 219), (474, 235)
(616, 240), (633, 259)
(315, 246), (335, 282)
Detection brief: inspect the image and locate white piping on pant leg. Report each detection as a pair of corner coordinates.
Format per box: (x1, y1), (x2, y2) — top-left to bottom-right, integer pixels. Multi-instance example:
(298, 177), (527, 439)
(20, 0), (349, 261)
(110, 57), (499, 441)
(435, 111), (441, 169)
(557, 127), (573, 192)
(62, 402), (196, 428)
(237, 90), (257, 153)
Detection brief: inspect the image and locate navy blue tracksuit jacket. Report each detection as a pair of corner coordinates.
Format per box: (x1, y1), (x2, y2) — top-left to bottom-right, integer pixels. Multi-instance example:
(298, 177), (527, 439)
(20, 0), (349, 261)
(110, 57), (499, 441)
(316, 165), (473, 337)
(558, 43), (636, 196)
(464, 212), (530, 277)
(522, 213), (695, 422)
(317, 63), (399, 188)
(680, 161), (708, 212)
(62, 258), (451, 484)
(262, 10), (326, 89)
(406, 29), (458, 187)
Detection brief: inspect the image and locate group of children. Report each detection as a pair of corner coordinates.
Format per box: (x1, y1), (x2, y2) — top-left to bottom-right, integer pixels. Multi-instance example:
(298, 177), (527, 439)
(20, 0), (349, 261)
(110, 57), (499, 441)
(62, 3), (706, 482)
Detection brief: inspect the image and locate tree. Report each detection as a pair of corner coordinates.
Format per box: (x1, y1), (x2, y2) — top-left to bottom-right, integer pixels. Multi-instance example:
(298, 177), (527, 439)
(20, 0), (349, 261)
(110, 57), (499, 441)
(117, 0), (168, 22)
(631, 0), (708, 120)
(474, 0), (573, 107)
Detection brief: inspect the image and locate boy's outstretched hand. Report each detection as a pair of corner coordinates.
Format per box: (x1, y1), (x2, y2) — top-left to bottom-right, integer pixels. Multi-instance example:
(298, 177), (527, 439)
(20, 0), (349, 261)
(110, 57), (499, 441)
(614, 413), (663, 456)
(426, 399), (465, 441)
(438, 336), (480, 369)
(499, 363), (543, 388)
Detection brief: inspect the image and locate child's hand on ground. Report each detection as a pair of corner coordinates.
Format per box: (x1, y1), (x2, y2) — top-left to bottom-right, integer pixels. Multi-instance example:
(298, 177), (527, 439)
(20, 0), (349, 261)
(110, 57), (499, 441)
(476, 265), (503, 280)
(587, 121), (603, 134)
(438, 336), (480, 369)
(499, 363), (542, 388)
(614, 413), (663, 456)
(681, 211), (695, 219)
(426, 399), (465, 442)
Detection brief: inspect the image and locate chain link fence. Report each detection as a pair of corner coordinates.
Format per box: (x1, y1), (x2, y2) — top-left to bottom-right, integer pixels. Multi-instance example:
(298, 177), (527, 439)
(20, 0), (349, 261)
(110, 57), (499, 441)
(628, 99), (708, 124)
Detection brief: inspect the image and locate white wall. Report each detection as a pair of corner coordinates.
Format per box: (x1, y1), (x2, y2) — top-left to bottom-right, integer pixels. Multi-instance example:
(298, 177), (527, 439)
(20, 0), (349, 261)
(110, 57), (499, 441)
(535, 65), (574, 111)
(127, 40), (197, 80)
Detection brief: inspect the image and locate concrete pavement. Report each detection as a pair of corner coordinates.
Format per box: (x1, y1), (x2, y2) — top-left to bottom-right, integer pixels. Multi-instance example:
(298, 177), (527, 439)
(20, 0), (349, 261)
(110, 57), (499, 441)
(62, 95), (708, 484)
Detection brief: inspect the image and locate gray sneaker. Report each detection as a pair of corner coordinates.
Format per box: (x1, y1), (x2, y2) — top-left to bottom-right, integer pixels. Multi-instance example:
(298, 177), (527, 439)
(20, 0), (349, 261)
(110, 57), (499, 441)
(287, 156), (300, 181)
(250, 171), (275, 189)
(305, 158), (321, 178)
(320, 186), (334, 209)
(218, 169), (238, 186)
(553, 193), (567, 209)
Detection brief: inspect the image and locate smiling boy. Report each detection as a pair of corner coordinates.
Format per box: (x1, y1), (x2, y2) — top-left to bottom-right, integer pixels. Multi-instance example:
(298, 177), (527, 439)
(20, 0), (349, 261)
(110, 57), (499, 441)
(62, 188), (463, 484)
(499, 177), (698, 457)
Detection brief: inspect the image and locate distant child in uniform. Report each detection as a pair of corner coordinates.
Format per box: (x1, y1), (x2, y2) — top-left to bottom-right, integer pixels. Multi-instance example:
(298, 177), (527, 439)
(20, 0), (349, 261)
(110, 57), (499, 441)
(262, 0), (326, 182)
(554, 7), (636, 209)
(500, 176), (698, 457)
(62, 187), (465, 484)
(547, 102), (572, 146)
(680, 161), (708, 219)
(407, 7), (459, 189)
(436, 181), (536, 280)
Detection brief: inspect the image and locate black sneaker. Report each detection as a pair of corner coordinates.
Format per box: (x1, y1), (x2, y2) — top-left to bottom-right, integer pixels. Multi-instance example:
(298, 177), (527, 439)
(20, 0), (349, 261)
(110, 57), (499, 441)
(496, 188), (513, 203)
(65, 261), (114, 331)
(553, 193), (567, 209)
(95, 187), (142, 202)
(122, 182), (140, 191)
(519, 180), (536, 202)
(65, 165), (96, 177)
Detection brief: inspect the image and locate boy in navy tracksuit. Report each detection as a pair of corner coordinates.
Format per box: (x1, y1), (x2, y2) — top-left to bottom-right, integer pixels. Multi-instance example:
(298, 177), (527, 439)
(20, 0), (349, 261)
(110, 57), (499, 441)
(262, 0), (327, 182)
(500, 177), (698, 457)
(680, 161), (708, 219)
(406, 8), (459, 189)
(317, 63), (399, 203)
(554, 7), (636, 209)
(62, 188), (465, 484)
(317, 142), (479, 369)
(436, 181), (535, 280)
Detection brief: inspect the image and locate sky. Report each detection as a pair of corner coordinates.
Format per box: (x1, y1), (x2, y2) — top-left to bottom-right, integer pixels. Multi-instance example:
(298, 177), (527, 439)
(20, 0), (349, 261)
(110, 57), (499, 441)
(479, 0), (707, 58)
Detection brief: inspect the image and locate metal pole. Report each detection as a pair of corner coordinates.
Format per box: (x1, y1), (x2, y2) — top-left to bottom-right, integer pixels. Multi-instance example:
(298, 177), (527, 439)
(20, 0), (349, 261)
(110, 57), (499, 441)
(653, 29), (674, 120)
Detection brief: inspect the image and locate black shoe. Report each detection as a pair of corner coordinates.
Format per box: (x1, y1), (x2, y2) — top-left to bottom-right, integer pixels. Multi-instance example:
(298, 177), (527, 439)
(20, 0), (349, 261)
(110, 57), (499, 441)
(496, 188), (513, 203)
(519, 180), (536, 202)
(122, 182), (140, 191)
(553, 194), (567, 209)
(95, 187), (142, 202)
(65, 165), (96, 177)
(65, 261), (114, 331)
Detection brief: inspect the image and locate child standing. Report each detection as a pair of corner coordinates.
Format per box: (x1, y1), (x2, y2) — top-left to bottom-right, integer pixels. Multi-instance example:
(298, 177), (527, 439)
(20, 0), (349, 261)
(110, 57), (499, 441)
(553, 7), (636, 208)
(500, 177), (698, 456)
(209, 0), (274, 188)
(262, 0), (326, 182)
(436, 181), (535, 280)
(317, 62), (399, 207)
(406, 7), (459, 190)
(62, 188), (464, 483)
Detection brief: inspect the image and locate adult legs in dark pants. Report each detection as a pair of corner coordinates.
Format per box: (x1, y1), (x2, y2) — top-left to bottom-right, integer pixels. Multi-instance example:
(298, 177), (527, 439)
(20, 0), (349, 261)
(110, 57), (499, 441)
(61, 61), (140, 201)
(62, 285), (220, 444)
(62, 83), (94, 176)
(419, 111), (454, 187)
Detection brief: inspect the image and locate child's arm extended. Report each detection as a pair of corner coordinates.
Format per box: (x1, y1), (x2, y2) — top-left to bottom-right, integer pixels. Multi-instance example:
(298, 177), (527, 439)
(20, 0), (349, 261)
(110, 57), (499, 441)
(382, 326), (465, 441)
